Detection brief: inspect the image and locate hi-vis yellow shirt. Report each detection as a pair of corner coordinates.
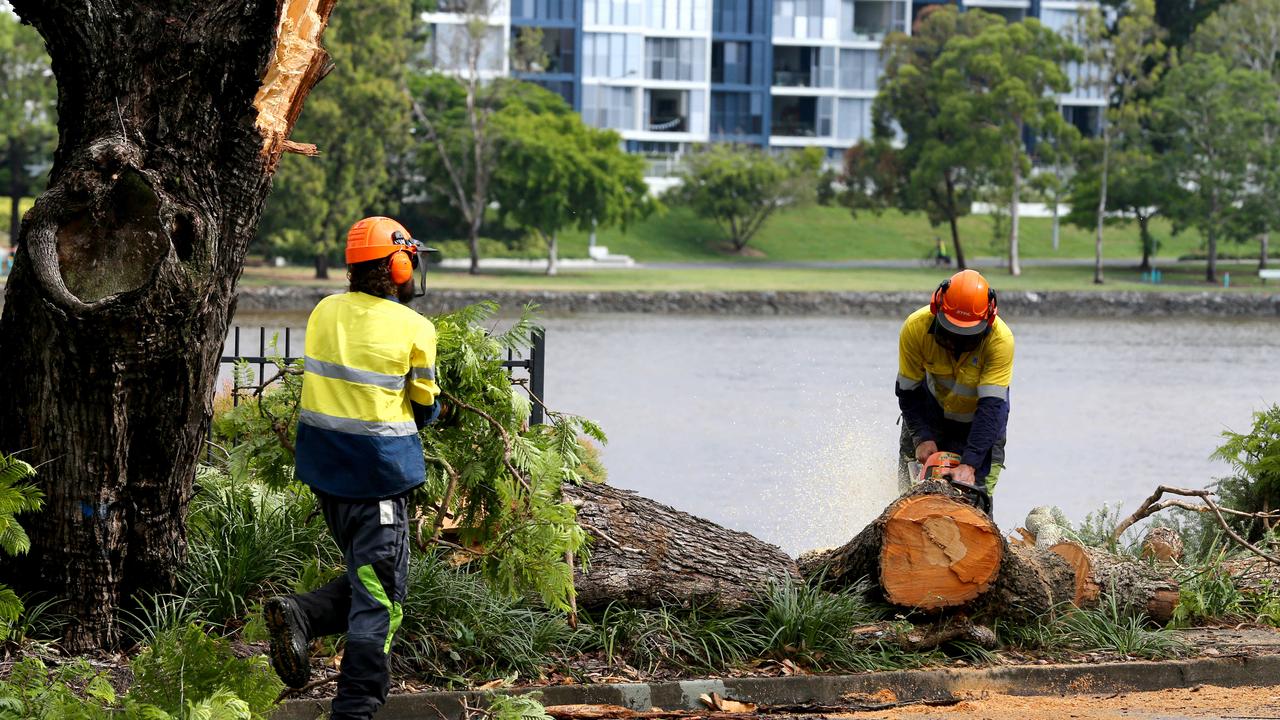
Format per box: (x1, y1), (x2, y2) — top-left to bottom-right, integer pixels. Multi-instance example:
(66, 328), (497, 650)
(295, 292), (440, 499)
(896, 305), (1014, 423)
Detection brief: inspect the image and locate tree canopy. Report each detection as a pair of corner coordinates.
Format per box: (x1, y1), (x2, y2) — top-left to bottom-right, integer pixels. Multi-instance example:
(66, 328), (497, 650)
(673, 143), (821, 254)
(0, 9), (56, 244)
(257, 0), (414, 278)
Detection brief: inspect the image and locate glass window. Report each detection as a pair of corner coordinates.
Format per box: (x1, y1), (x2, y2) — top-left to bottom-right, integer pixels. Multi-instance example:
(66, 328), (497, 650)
(818, 96), (833, 137)
(645, 38), (706, 81)
(837, 98), (870, 139)
(839, 48), (879, 90)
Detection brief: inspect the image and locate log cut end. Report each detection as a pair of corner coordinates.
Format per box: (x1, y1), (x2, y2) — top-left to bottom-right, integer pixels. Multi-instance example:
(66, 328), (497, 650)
(880, 496), (1003, 609)
(254, 0), (336, 161)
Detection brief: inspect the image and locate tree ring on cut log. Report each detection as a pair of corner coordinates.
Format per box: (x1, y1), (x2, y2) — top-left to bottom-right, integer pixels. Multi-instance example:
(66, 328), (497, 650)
(1048, 541), (1100, 606)
(880, 496), (1003, 608)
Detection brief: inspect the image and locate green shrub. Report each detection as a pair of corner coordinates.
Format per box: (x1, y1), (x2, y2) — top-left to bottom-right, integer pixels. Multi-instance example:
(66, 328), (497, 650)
(130, 623), (281, 720)
(395, 554), (580, 685)
(180, 470), (336, 626)
(1210, 404), (1280, 545)
(580, 603), (762, 674)
(1001, 595), (1188, 659)
(744, 577), (897, 671)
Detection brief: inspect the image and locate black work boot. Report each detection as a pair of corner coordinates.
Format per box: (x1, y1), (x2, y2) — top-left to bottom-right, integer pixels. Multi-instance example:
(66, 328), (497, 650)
(264, 596), (311, 689)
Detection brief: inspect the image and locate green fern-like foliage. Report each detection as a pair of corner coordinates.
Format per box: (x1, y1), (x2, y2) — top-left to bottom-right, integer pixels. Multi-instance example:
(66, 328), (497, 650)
(130, 623), (281, 720)
(0, 454), (42, 558)
(206, 303), (603, 616)
(0, 453), (42, 641)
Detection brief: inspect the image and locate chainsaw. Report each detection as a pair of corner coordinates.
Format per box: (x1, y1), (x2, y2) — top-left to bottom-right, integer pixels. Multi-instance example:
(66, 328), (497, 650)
(916, 450), (992, 515)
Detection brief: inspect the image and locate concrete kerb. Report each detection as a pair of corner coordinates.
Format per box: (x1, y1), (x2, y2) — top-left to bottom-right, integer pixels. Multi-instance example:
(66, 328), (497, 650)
(270, 654), (1280, 720)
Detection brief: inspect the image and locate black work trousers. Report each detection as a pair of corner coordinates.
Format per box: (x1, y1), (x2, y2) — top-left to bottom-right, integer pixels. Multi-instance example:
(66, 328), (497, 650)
(289, 491), (410, 720)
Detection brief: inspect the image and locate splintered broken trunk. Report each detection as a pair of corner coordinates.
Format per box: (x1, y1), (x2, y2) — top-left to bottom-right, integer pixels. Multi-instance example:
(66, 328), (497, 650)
(0, 0), (335, 651)
(800, 482), (1179, 625)
(564, 482), (799, 608)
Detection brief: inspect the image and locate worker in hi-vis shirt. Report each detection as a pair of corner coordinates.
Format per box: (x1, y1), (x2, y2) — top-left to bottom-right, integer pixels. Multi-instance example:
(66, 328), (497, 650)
(264, 216), (441, 720)
(895, 269), (1014, 502)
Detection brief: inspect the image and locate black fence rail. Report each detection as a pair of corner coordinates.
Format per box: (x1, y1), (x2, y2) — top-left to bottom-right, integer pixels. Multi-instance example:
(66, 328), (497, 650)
(218, 326), (546, 424)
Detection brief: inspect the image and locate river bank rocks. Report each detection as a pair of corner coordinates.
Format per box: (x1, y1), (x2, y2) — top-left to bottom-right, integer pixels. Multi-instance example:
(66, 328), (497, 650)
(233, 285), (1280, 318)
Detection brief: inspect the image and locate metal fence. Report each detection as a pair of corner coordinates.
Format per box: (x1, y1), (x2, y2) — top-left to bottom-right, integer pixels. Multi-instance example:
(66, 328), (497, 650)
(218, 326), (547, 424)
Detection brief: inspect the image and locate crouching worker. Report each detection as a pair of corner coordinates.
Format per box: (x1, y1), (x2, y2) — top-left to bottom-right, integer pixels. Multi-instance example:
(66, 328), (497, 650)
(895, 269), (1013, 505)
(266, 216), (441, 720)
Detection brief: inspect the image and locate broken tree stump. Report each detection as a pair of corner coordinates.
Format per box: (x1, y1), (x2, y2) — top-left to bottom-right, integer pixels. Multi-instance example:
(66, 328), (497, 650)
(563, 482), (799, 609)
(1049, 542), (1181, 624)
(799, 480), (1004, 611)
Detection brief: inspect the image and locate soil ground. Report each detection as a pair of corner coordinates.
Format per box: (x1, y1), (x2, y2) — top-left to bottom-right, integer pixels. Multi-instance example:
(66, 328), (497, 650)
(864, 684), (1280, 719)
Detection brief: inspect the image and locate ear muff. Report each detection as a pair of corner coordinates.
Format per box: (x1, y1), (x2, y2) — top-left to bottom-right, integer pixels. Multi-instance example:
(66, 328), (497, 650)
(987, 288), (998, 321)
(930, 279), (950, 316)
(389, 250), (414, 285)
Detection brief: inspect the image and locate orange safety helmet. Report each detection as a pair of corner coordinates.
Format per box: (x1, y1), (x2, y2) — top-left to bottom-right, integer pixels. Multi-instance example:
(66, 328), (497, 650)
(929, 269), (997, 336)
(346, 216), (419, 285)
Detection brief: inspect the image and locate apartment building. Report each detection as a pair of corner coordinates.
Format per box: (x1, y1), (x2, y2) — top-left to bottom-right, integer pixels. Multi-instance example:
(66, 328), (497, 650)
(424, 0), (1103, 157)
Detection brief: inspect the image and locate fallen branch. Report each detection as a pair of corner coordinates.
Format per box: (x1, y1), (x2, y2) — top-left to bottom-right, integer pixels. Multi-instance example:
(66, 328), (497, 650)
(441, 389), (532, 495)
(275, 673), (336, 702)
(1112, 486), (1280, 566)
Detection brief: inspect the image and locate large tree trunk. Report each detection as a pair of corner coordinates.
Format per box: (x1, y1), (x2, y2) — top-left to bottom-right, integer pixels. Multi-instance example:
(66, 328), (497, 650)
(0, 0), (335, 651)
(1261, 231), (1270, 271)
(546, 230), (559, 276)
(564, 482), (799, 609)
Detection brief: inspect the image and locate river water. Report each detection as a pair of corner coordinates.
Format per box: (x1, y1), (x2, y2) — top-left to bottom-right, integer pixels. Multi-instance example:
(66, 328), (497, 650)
(231, 311), (1278, 555)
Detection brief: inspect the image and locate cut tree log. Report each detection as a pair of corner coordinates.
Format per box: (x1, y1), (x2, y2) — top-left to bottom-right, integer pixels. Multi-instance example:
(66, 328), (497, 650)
(564, 482), (799, 609)
(799, 481), (1179, 624)
(1048, 542), (1180, 624)
(799, 480), (1005, 611)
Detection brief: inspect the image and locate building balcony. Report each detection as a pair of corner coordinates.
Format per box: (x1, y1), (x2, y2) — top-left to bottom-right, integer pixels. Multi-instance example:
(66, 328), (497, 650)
(646, 88), (689, 133)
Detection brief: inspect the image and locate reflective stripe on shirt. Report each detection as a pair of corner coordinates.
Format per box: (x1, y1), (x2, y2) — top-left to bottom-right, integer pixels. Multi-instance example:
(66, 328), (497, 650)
(897, 374), (922, 391)
(409, 366), (436, 381)
(979, 384), (1010, 401)
(299, 408), (419, 437)
(305, 356), (406, 391)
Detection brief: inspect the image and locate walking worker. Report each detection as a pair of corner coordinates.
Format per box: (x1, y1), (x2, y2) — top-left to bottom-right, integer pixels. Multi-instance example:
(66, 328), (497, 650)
(265, 216), (441, 720)
(895, 269), (1013, 501)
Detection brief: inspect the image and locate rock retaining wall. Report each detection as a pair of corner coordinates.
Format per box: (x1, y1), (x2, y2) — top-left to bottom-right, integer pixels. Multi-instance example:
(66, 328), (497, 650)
(235, 286), (1280, 318)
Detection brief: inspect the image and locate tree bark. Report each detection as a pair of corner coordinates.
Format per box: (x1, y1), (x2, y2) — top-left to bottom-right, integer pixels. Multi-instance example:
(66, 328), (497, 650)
(1261, 231), (1270, 271)
(563, 482), (799, 609)
(944, 173), (966, 270)
(1095, 126), (1110, 285)
(1048, 542), (1180, 625)
(546, 230), (558, 276)
(1138, 215), (1153, 272)
(314, 250), (330, 280)
(1008, 146), (1022, 277)
(1207, 196), (1219, 283)
(8, 138), (21, 246)
(0, 0), (336, 651)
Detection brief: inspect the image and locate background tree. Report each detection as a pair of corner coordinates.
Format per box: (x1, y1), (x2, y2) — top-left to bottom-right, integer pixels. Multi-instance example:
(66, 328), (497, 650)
(493, 113), (650, 274)
(0, 7), (56, 246)
(937, 18), (1077, 276)
(872, 5), (1005, 269)
(411, 0), (505, 274)
(1192, 0), (1280, 269)
(257, 0), (412, 279)
(1079, 0), (1167, 283)
(673, 143), (820, 254)
(1067, 142), (1171, 271)
(0, 0), (335, 650)
(1155, 54), (1278, 283)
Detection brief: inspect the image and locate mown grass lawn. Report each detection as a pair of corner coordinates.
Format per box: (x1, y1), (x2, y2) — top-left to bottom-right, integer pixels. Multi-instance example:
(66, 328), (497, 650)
(555, 205), (1218, 263)
(241, 260), (1277, 293)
